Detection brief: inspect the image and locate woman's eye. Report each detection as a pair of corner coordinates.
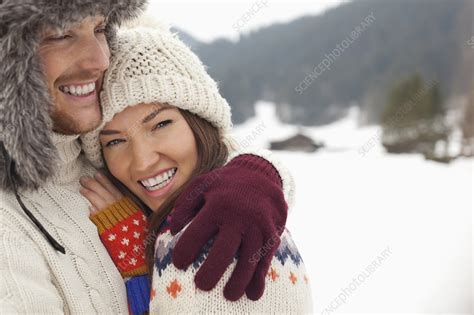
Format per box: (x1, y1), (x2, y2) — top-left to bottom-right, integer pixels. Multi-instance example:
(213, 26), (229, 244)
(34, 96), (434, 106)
(152, 120), (173, 131)
(105, 139), (124, 147)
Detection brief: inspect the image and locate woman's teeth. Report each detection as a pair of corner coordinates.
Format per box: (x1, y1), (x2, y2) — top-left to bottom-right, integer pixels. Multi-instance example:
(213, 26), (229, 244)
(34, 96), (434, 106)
(140, 168), (177, 191)
(60, 82), (96, 96)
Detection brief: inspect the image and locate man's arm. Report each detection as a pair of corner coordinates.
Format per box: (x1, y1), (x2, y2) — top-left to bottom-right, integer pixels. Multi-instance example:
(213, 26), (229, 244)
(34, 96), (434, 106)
(170, 150), (294, 301)
(227, 148), (296, 210)
(0, 223), (64, 313)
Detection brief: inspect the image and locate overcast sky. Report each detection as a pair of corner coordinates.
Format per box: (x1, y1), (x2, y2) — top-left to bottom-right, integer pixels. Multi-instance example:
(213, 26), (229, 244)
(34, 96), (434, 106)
(146, 0), (350, 43)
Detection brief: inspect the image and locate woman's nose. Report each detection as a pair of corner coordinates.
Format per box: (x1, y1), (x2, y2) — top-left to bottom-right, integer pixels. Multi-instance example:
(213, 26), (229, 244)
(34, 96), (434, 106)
(130, 140), (161, 174)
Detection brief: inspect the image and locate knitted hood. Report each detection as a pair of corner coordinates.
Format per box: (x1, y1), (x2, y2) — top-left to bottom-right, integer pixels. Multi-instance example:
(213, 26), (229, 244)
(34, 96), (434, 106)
(0, 0), (147, 192)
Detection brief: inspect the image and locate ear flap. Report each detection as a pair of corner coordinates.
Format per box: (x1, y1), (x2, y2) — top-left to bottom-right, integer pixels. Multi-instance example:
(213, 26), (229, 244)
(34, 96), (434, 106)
(0, 0), (147, 192)
(0, 6), (57, 192)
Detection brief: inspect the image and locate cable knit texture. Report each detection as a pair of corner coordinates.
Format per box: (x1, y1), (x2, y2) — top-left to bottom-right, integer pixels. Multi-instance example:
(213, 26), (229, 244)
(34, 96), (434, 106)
(0, 134), (129, 314)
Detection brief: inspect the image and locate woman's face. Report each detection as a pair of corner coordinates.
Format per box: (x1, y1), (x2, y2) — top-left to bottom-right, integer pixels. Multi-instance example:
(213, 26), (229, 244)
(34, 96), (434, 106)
(99, 103), (198, 211)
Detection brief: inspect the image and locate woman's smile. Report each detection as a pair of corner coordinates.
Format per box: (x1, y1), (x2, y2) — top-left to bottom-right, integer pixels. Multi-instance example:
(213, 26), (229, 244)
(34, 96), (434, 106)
(138, 167), (178, 197)
(100, 103), (198, 211)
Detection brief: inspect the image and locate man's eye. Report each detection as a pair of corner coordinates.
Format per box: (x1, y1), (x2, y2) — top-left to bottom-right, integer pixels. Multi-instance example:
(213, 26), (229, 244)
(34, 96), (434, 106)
(152, 120), (173, 131)
(105, 139), (125, 147)
(95, 27), (107, 35)
(47, 34), (72, 41)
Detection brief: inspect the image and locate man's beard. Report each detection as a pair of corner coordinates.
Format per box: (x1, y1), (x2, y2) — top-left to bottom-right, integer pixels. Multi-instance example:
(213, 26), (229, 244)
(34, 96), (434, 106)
(50, 70), (104, 135)
(51, 108), (101, 135)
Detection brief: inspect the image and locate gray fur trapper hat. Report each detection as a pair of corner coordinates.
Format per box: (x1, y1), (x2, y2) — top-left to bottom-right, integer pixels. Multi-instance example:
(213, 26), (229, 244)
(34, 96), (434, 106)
(0, 0), (147, 192)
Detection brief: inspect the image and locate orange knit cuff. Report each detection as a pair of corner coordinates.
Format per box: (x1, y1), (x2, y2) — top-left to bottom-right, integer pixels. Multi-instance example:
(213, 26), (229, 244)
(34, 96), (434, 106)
(90, 197), (140, 234)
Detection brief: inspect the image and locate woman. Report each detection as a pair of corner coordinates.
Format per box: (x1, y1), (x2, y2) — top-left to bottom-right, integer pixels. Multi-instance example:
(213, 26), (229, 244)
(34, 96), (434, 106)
(80, 23), (312, 314)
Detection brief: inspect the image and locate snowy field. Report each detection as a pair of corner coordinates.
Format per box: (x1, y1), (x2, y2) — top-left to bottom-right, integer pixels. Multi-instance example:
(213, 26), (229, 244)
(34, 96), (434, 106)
(231, 102), (473, 314)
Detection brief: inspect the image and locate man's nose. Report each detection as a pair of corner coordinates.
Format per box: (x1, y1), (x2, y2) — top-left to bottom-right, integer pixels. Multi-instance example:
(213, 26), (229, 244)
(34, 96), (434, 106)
(76, 35), (110, 74)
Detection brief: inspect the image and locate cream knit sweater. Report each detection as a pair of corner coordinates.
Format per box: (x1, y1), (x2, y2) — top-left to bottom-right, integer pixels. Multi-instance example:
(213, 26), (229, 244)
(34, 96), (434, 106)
(0, 133), (129, 314)
(0, 133), (297, 314)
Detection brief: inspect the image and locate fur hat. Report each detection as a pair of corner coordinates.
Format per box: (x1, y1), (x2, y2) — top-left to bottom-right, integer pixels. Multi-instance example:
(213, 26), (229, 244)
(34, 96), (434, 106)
(81, 24), (232, 168)
(0, 0), (147, 192)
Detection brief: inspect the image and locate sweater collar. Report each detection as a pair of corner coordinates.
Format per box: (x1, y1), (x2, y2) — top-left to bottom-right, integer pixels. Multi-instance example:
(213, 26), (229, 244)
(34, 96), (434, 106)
(50, 132), (83, 185)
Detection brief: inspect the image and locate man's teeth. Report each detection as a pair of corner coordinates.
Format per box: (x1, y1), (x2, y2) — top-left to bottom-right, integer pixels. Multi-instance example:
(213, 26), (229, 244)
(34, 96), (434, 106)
(140, 168), (177, 191)
(61, 82), (95, 96)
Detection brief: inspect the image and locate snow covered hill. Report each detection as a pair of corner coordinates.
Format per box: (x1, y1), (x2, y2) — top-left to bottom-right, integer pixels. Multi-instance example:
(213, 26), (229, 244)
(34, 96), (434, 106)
(231, 102), (473, 314)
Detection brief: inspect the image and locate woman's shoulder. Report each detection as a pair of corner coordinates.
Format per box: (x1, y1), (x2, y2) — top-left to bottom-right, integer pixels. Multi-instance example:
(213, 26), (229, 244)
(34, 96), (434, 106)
(275, 229), (305, 267)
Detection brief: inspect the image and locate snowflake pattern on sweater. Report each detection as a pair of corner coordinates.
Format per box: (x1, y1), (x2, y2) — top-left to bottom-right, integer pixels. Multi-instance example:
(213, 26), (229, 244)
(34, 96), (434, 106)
(100, 213), (148, 275)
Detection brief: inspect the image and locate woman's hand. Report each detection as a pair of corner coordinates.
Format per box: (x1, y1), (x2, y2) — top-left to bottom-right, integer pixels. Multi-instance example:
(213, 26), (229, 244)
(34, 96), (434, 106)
(79, 171), (124, 213)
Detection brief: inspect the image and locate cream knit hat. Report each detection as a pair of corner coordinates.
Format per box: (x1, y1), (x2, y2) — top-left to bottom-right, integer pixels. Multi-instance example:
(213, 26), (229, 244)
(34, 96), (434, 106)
(81, 24), (232, 168)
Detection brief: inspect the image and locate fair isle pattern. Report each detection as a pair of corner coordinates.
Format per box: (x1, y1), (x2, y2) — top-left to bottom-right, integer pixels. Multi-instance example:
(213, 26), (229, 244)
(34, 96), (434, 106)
(154, 217), (303, 275)
(150, 216), (313, 314)
(275, 230), (304, 267)
(154, 216), (216, 277)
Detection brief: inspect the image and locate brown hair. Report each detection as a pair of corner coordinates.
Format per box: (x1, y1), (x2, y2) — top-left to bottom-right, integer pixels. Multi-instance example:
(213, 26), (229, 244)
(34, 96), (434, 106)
(102, 108), (229, 275)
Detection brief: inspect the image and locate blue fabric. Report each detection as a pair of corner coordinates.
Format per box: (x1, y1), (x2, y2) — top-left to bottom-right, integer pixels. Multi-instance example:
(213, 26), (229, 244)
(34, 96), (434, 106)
(126, 275), (150, 315)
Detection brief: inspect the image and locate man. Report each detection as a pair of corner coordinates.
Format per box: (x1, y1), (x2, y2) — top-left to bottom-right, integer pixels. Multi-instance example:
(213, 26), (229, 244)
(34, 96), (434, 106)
(0, 1), (294, 313)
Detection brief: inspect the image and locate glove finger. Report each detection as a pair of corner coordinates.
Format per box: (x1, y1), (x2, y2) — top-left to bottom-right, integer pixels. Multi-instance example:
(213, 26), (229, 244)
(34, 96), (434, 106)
(170, 178), (207, 235)
(245, 238), (281, 301)
(223, 227), (263, 301)
(172, 207), (219, 270)
(194, 226), (242, 292)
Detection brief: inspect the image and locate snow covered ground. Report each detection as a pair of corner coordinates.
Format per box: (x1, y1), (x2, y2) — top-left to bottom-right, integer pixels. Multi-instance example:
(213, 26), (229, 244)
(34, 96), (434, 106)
(231, 102), (473, 314)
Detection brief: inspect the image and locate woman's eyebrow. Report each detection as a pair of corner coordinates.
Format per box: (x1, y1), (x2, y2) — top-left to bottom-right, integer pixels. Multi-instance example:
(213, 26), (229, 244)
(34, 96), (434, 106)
(99, 129), (120, 135)
(142, 107), (171, 124)
(99, 107), (172, 135)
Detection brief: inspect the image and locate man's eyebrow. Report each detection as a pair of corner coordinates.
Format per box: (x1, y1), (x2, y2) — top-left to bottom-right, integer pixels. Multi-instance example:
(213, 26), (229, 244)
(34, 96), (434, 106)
(142, 107), (171, 124)
(96, 19), (107, 27)
(41, 17), (106, 38)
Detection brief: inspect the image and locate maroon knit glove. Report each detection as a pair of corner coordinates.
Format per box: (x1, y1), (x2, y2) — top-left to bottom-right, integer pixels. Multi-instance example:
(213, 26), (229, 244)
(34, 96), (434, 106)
(169, 154), (288, 301)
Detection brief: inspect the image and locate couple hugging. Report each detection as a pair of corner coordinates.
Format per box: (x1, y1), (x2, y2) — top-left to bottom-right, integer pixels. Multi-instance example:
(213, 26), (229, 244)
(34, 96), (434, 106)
(0, 1), (312, 314)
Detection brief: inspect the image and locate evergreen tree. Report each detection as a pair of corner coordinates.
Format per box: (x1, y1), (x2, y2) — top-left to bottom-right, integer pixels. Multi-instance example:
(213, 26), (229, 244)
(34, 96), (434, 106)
(381, 74), (449, 157)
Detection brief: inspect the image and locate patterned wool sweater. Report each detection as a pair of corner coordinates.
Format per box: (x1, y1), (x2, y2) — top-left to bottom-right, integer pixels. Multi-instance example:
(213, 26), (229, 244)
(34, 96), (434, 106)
(91, 197), (313, 315)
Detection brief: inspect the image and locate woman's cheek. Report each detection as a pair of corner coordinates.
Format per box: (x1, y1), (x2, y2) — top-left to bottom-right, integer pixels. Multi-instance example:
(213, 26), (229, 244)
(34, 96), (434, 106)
(104, 151), (126, 179)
